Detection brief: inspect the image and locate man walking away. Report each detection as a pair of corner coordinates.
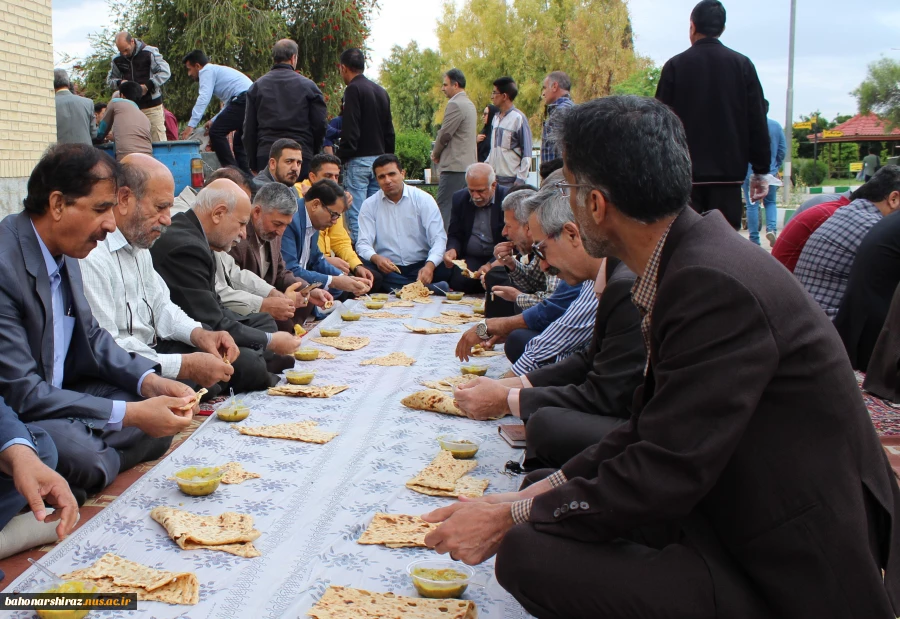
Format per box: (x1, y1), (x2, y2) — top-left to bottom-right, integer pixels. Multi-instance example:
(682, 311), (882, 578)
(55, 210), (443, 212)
(540, 71), (574, 163)
(107, 31), (171, 142)
(431, 68), (478, 232)
(336, 48), (395, 242)
(181, 50), (253, 173)
(742, 99), (786, 247)
(656, 0), (770, 229)
(486, 77), (533, 189)
(54, 69), (96, 146)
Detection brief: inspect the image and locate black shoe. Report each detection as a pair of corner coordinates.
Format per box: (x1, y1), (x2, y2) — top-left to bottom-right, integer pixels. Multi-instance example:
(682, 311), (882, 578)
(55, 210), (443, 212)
(70, 486), (87, 507)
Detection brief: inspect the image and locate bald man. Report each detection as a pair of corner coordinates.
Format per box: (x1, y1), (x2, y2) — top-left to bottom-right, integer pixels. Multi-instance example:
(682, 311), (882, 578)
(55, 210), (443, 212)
(150, 179), (302, 388)
(107, 31), (171, 142)
(442, 162), (509, 294)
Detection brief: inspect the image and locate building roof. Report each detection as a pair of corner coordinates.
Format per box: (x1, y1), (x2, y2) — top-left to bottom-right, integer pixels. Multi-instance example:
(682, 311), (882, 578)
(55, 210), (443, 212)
(808, 113), (900, 143)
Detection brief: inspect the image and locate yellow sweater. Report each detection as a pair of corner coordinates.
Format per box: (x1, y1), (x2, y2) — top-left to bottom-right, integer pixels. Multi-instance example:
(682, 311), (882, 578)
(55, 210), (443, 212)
(295, 181), (363, 271)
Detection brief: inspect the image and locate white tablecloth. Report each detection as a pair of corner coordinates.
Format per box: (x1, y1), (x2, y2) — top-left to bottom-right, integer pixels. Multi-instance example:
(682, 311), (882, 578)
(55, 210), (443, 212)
(5, 299), (532, 619)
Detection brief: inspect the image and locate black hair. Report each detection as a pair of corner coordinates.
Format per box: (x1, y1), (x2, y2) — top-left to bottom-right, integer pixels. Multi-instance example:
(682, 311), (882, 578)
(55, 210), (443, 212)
(24, 143), (119, 216)
(304, 179), (345, 206)
(372, 154), (402, 174)
(94, 102), (108, 113)
(118, 81), (143, 103)
(273, 39), (299, 64)
(690, 0), (726, 37)
(493, 76), (518, 101)
(310, 153), (342, 175)
(764, 99), (770, 114)
(539, 158), (564, 181)
(269, 138), (304, 162)
(206, 165), (258, 199)
(340, 48), (366, 73)
(481, 105), (499, 134)
(445, 68), (466, 89)
(182, 50), (209, 66)
(558, 96), (692, 224)
(853, 165), (900, 203)
(869, 146), (879, 155)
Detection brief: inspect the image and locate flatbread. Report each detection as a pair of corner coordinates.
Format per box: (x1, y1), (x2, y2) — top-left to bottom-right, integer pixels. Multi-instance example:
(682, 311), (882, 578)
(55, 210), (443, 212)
(312, 336), (370, 351)
(267, 384), (349, 398)
(356, 513), (438, 548)
(360, 352), (416, 367)
(450, 259), (478, 278)
(420, 374), (478, 391)
(178, 388), (208, 411)
(220, 461), (261, 484)
(62, 553), (199, 605)
(441, 310), (474, 318)
(308, 586), (477, 619)
(443, 297), (481, 306)
(471, 345), (503, 357)
(423, 315), (478, 326)
(323, 300), (334, 309)
(401, 389), (464, 417)
(407, 475), (489, 498)
(237, 420), (338, 444)
(397, 281), (433, 303)
(384, 300), (415, 308)
(364, 311), (412, 319)
(403, 324), (461, 335)
(407, 450), (477, 492)
(150, 507), (261, 558)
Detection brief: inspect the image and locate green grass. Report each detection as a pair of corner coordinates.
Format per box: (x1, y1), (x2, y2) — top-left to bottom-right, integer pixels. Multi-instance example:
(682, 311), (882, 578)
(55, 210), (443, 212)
(818, 177), (860, 187)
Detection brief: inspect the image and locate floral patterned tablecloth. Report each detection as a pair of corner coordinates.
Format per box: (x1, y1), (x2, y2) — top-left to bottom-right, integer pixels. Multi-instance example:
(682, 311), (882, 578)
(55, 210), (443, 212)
(4, 299), (532, 619)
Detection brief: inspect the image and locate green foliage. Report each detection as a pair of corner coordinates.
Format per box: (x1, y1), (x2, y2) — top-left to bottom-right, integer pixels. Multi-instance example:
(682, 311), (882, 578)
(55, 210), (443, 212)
(394, 131), (433, 180)
(799, 159), (828, 186)
(610, 62), (660, 97)
(379, 42), (444, 134)
(853, 58), (900, 129)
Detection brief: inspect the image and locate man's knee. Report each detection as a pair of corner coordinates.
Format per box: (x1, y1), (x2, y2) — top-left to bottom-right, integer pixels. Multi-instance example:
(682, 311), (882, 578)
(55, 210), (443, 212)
(519, 467), (557, 490)
(231, 348), (274, 393)
(27, 424), (58, 470)
(496, 524), (537, 593)
(505, 329), (538, 363)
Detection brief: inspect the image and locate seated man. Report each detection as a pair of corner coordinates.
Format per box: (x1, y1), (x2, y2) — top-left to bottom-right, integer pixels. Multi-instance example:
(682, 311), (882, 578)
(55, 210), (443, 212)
(442, 163), (509, 294)
(80, 155), (251, 396)
(864, 282), (900, 403)
(0, 144), (197, 496)
(771, 193), (850, 272)
(357, 154), (450, 292)
(424, 96), (900, 618)
(795, 165), (900, 317)
(150, 179), (302, 382)
(455, 193), (644, 469)
(96, 81), (152, 161)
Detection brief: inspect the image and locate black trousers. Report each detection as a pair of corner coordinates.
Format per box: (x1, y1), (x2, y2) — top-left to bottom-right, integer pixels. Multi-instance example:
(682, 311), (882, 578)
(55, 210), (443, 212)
(484, 266), (516, 318)
(690, 184), (743, 230)
(447, 254), (492, 295)
(505, 328), (539, 364)
(155, 339), (277, 395)
(522, 406), (628, 470)
(209, 94), (250, 173)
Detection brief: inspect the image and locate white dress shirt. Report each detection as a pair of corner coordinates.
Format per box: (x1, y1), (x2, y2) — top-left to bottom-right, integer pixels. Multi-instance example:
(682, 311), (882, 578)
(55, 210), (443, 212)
(356, 184), (447, 267)
(214, 251), (275, 316)
(300, 208), (333, 288)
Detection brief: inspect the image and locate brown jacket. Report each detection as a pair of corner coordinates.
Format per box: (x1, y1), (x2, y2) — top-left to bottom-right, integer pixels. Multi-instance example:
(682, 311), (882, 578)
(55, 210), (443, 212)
(229, 218), (305, 292)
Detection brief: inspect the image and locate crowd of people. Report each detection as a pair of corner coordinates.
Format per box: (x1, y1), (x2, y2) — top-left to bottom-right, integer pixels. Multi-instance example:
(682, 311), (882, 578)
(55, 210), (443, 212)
(10, 0), (900, 616)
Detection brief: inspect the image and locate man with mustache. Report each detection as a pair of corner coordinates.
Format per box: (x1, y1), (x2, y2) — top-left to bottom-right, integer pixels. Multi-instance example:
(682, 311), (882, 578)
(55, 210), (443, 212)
(81, 154), (241, 395)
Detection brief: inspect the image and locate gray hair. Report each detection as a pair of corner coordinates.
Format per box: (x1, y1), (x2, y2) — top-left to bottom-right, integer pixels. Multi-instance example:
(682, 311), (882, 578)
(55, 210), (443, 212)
(465, 162), (495, 187)
(546, 70), (571, 91)
(525, 171), (575, 237)
(194, 184), (237, 214)
(254, 182), (298, 216)
(501, 188), (537, 224)
(53, 69), (70, 90)
(120, 161), (150, 200)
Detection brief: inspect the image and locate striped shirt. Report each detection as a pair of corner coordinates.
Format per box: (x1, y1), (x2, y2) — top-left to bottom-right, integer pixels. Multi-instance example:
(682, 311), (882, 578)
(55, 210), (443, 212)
(486, 106), (533, 183)
(511, 279), (598, 375)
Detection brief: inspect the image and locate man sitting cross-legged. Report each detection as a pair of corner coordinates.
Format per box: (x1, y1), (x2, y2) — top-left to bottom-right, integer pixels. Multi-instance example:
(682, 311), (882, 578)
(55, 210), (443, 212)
(0, 144), (198, 498)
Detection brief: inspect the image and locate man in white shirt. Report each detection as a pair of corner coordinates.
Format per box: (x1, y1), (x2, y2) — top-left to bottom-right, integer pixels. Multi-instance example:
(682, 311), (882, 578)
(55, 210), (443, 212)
(357, 154), (451, 292)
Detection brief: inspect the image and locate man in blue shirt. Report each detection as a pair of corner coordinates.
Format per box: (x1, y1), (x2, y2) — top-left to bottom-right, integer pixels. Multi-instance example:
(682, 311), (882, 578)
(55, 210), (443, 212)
(182, 50), (254, 172)
(742, 99), (786, 247)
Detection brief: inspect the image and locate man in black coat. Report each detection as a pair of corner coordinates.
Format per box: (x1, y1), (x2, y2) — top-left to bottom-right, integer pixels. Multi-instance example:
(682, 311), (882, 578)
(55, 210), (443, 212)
(149, 179), (303, 393)
(423, 96), (900, 619)
(243, 39), (327, 177)
(655, 0), (770, 229)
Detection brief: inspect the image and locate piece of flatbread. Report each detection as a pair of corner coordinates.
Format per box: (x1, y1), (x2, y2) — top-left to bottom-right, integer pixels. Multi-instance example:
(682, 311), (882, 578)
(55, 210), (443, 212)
(62, 554), (199, 605)
(420, 375), (478, 391)
(237, 421), (338, 444)
(178, 388), (208, 412)
(423, 315), (478, 326)
(384, 300), (415, 308)
(360, 352), (416, 367)
(308, 586), (477, 619)
(401, 389), (464, 417)
(403, 324), (461, 335)
(407, 450), (477, 492)
(471, 345), (504, 357)
(450, 259), (478, 278)
(364, 311), (412, 319)
(356, 513), (438, 548)
(150, 507), (261, 558)
(397, 281), (433, 301)
(311, 336), (370, 351)
(443, 297), (481, 306)
(267, 384), (349, 398)
(441, 310), (474, 318)
(220, 461), (261, 484)
(407, 475), (489, 498)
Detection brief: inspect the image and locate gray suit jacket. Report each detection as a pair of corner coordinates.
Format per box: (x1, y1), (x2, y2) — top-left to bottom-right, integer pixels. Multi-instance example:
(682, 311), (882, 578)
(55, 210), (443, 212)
(55, 90), (96, 145)
(432, 91), (477, 173)
(0, 213), (157, 424)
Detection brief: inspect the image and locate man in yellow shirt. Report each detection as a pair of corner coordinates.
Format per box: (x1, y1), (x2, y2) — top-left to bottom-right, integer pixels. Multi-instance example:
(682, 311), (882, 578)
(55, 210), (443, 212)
(297, 154), (382, 293)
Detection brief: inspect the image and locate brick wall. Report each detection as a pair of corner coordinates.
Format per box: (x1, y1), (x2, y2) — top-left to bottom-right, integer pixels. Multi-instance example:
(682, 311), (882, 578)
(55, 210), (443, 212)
(0, 0), (55, 215)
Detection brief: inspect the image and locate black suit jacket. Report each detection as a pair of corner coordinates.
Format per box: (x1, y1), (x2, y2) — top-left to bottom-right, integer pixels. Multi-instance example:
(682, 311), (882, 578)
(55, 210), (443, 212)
(149, 210), (272, 349)
(446, 186), (508, 258)
(519, 259), (644, 420)
(527, 208), (900, 618)
(337, 74), (395, 161)
(864, 282), (900, 402)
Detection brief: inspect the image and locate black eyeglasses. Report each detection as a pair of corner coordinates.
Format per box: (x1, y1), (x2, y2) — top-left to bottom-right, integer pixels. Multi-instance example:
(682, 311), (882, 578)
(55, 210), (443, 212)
(532, 239), (548, 261)
(116, 252), (158, 347)
(323, 204), (342, 221)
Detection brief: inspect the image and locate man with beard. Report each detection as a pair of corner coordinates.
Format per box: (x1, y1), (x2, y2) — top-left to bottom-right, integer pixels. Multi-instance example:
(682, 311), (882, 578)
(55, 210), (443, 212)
(81, 154), (242, 396)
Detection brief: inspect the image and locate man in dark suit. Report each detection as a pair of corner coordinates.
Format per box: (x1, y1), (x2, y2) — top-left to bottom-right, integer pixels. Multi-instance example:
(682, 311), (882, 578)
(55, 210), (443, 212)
(150, 179), (303, 391)
(656, 0), (771, 228)
(864, 283), (900, 403)
(441, 163), (508, 294)
(0, 144), (198, 497)
(424, 97), (900, 618)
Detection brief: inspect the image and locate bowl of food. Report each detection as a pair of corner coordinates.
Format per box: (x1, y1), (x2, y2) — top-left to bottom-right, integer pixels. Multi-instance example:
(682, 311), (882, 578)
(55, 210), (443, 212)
(472, 304), (485, 315)
(216, 402), (250, 422)
(340, 312), (362, 321)
(460, 364), (488, 376)
(407, 559), (475, 599)
(445, 292), (465, 301)
(436, 434), (482, 459)
(363, 300), (385, 310)
(285, 370), (315, 385)
(319, 328), (342, 337)
(370, 293), (389, 301)
(171, 466), (223, 496)
(36, 580), (98, 619)
(294, 348), (320, 361)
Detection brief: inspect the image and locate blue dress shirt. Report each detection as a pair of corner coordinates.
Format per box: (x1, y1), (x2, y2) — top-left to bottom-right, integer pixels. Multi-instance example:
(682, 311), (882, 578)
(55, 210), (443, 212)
(188, 63), (253, 128)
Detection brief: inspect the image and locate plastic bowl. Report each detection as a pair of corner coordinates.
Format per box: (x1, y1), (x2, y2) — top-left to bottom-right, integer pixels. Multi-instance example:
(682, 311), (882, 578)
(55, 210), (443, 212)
(364, 300), (385, 310)
(216, 403), (250, 422)
(436, 434), (482, 459)
(407, 559), (475, 599)
(445, 292), (465, 301)
(172, 466), (223, 496)
(472, 304), (485, 315)
(460, 364), (488, 376)
(319, 328), (342, 337)
(294, 348), (320, 361)
(36, 580), (98, 619)
(370, 293), (389, 301)
(285, 370), (315, 385)
(341, 312), (362, 321)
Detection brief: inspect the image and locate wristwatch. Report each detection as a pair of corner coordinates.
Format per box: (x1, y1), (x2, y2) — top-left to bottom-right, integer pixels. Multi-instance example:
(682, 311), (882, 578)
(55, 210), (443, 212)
(476, 320), (491, 341)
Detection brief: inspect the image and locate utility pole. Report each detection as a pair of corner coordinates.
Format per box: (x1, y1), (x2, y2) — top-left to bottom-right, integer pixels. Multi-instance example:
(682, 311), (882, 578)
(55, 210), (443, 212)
(783, 0), (797, 207)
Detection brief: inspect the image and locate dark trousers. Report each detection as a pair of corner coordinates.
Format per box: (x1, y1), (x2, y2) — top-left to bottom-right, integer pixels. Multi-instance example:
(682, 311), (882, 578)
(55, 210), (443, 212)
(690, 184), (743, 230)
(436, 172), (467, 233)
(0, 425), (56, 531)
(523, 406), (628, 470)
(485, 266), (516, 318)
(361, 259), (450, 293)
(209, 94), (249, 173)
(445, 254), (491, 295)
(505, 328), (539, 364)
(155, 340), (277, 395)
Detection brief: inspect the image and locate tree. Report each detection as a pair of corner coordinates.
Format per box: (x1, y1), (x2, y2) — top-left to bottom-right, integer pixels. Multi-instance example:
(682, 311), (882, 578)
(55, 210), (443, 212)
(379, 42), (444, 134)
(854, 58), (900, 128)
(610, 62), (660, 97)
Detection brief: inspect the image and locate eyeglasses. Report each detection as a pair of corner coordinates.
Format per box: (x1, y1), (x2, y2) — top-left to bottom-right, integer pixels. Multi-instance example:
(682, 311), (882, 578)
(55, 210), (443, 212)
(323, 204), (342, 221)
(553, 179), (592, 198)
(532, 239), (548, 261)
(115, 252), (158, 347)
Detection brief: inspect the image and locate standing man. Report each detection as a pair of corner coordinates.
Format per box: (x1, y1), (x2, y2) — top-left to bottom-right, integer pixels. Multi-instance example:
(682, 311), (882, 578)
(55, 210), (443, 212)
(54, 69), (96, 145)
(540, 71), (574, 164)
(486, 77), (533, 189)
(863, 147), (882, 182)
(742, 99), (787, 247)
(655, 0), (770, 229)
(431, 68), (478, 231)
(181, 50), (253, 173)
(337, 48), (395, 242)
(95, 81), (153, 160)
(107, 31), (171, 143)
(243, 39), (327, 178)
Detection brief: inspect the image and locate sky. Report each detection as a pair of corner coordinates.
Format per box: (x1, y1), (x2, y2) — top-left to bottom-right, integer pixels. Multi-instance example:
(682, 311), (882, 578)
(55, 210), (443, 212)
(52, 0), (899, 124)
